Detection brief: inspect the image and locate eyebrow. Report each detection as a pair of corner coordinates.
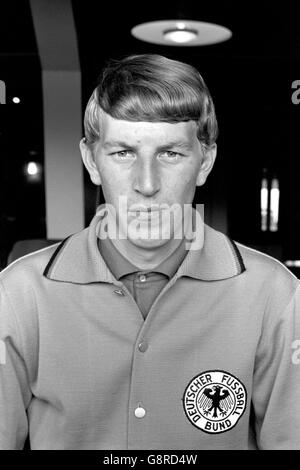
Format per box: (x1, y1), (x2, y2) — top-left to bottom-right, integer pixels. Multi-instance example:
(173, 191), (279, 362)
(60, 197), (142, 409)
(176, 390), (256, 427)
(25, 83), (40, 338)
(103, 140), (193, 150)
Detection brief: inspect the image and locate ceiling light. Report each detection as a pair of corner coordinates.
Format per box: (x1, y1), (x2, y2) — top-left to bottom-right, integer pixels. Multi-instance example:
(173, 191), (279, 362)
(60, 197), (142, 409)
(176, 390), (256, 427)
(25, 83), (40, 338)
(163, 28), (198, 44)
(12, 96), (20, 103)
(131, 20), (232, 47)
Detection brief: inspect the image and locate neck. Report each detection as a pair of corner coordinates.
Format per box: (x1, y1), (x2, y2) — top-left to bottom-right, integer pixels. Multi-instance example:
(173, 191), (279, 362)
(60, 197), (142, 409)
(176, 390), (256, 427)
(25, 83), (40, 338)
(96, 203), (200, 270)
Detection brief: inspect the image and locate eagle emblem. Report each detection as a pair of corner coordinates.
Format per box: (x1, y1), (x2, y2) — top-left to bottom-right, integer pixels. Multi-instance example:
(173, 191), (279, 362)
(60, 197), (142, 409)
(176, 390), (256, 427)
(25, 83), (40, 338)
(199, 385), (233, 418)
(182, 370), (247, 434)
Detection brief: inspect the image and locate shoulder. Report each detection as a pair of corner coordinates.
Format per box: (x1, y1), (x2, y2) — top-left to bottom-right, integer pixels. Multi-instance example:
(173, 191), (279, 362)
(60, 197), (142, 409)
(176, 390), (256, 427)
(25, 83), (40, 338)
(236, 241), (297, 279)
(0, 243), (60, 289)
(234, 240), (300, 307)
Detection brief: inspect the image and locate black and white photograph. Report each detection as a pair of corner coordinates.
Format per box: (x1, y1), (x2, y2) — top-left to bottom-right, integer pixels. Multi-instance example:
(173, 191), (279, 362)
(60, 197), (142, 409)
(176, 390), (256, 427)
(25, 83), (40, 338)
(0, 0), (300, 452)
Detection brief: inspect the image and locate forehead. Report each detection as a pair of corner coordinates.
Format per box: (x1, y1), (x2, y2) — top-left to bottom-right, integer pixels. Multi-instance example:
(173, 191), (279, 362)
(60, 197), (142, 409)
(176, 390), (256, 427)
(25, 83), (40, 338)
(99, 112), (198, 146)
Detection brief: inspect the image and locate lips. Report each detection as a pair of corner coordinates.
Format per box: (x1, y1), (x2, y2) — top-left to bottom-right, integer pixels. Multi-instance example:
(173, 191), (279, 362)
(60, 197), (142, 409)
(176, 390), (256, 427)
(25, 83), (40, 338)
(128, 205), (161, 215)
(129, 210), (160, 217)
(129, 205), (160, 212)
(128, 209), (162, 222)
(136, 207), (159, 214)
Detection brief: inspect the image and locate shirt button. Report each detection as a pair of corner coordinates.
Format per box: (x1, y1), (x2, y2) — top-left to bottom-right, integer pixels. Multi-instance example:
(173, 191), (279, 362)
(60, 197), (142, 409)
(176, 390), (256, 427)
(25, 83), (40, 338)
(139, 274), (147, 282)
(138, 341), (148, 352)
(135, 406), (146, 418)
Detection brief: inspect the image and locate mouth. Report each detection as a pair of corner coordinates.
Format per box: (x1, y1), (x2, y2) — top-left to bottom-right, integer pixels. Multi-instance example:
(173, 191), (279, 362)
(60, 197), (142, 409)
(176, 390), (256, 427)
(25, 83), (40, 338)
(128, 210), (161, 219)
(128, 205), (161, 215)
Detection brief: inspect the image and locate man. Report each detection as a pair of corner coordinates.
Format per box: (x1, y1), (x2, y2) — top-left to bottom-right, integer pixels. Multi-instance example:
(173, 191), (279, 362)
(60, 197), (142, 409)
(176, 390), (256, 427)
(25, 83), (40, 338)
(1, 54), (300, 450)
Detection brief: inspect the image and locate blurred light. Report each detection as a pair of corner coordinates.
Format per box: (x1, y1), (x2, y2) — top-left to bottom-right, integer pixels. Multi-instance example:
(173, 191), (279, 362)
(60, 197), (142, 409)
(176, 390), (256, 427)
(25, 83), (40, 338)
(176, 22), (186, 30)
(27, 162), (38, 175)
(285, 260), (300, 267)
(270, 178), (279, 232)
(260, 176), (268, 231)
(163, 28), (198, 44)
(24, 161), (42, 182)
(12, 97), (20, 103)
(0, 80), (6, 104)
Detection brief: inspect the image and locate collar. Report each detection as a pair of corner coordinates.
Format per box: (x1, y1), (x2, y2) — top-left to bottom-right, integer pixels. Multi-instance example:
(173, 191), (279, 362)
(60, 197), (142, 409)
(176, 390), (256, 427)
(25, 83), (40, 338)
(98, 231), (188, 280)
(43, 210), (245, 284)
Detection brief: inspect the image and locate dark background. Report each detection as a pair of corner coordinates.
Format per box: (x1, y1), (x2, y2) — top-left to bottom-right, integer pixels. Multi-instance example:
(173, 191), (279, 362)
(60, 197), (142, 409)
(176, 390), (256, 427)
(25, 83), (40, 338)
(0, 0), (300, 268)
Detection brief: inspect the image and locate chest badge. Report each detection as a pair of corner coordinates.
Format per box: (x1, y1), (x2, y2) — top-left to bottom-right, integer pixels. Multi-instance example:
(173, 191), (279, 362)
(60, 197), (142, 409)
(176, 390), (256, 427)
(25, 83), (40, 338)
(182, 370), (247, 434)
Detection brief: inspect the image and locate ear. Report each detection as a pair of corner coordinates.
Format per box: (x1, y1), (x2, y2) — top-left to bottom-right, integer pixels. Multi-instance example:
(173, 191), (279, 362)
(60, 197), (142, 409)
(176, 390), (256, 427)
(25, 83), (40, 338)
(79, 138), (101, 185)
(196, 143), (217, 187)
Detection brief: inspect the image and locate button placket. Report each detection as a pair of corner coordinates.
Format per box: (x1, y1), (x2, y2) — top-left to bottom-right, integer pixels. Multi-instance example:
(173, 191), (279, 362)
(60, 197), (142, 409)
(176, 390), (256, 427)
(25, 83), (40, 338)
(113, 281), (148, 323)
(127, 277), (180, 448)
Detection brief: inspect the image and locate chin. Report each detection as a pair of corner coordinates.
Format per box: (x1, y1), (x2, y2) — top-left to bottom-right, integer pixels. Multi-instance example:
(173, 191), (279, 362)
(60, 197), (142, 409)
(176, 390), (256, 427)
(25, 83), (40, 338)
(127, 227), (174, 249)
(129, 238), (170, 249)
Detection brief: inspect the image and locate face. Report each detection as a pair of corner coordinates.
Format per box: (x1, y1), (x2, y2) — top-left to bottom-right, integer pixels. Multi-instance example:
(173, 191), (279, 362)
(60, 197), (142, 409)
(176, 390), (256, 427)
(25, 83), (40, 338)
(80, 112), (216, 249)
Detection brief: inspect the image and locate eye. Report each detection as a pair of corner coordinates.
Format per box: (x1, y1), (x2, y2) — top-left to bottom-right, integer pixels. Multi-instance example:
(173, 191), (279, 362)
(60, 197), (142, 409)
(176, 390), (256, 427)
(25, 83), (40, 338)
(159, 151), (182, 161)
(112, 150), (134, 160)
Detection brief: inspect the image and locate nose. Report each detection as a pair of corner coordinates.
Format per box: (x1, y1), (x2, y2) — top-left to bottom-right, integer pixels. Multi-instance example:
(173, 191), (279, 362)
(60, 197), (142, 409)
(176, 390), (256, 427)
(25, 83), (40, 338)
(133, 158), (160, 197)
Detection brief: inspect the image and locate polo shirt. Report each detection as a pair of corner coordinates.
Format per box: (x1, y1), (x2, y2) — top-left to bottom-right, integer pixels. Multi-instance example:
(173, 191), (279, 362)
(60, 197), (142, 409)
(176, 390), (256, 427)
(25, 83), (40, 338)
(1, 209), (300, 449)
(98, 233), (188, 319)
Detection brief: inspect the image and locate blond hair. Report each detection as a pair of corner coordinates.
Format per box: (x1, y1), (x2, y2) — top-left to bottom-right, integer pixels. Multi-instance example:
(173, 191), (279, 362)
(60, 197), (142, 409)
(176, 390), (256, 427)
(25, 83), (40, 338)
(84, 54), (218, 149)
